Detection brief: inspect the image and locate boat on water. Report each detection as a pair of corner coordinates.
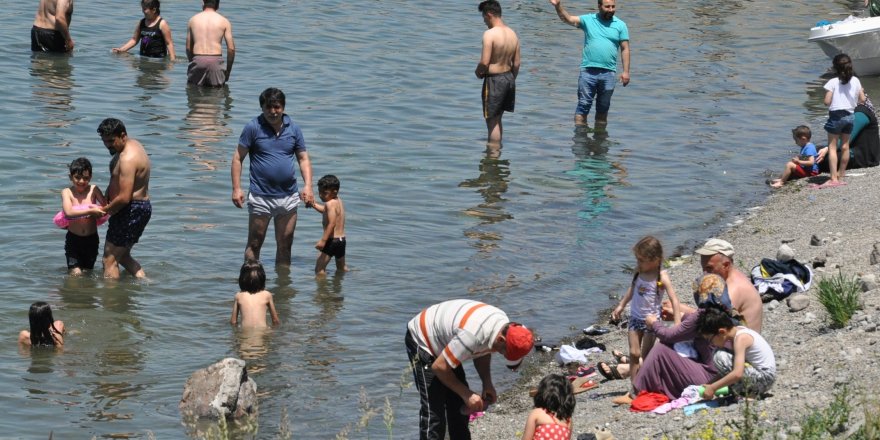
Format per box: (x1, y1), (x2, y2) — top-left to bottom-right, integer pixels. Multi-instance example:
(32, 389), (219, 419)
(809, 15), (880, 76)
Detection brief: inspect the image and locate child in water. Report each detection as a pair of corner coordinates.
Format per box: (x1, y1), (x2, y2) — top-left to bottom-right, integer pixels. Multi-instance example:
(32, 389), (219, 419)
(310, 175), (348, 277)
(18, 302), (65, 347)
(230, 261), (280, 328)
(111, 0), (176, 61)
(769, 125), (819, 188)
(611, 236), (681, 390)
(697, 303), (776, 398)
(821, 53), (866, 187)
(521, 374), (575, 440)
(56, 157), (107, 276)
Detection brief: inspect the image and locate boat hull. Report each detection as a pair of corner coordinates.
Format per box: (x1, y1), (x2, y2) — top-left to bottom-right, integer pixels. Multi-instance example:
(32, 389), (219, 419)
(809, 16), (880, 76)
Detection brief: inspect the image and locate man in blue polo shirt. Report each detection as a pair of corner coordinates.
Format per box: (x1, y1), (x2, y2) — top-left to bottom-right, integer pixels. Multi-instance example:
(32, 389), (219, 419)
(549, 0), (630, 127)
(231, 87), (314, 266)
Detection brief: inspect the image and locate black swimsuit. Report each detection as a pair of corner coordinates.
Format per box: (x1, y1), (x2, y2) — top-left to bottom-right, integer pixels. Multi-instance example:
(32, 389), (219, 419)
(139, 18), (167, 58)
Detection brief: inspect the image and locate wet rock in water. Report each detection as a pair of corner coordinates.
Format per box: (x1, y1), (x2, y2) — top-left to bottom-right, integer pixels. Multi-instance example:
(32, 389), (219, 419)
(777, 244), (795, 263)
(861, 274), (878, 292)
(180, 358), (258, 421)
(810, 235), (823, 246)
(787, 294), (810, 313)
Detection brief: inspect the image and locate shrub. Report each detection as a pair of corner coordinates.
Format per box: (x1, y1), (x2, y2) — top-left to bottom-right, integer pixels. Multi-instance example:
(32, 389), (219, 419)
(816, 271), (862, 328)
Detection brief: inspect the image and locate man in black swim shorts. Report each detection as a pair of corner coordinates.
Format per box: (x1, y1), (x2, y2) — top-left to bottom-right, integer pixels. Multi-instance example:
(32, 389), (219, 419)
(97, 118), (152, 279)
(32, 0), (74, 53)
(475, 1), (520, 147)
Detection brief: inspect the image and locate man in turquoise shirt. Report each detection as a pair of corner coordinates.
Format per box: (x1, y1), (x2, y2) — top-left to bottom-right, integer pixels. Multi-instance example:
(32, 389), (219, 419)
(549, 0), (630, 127)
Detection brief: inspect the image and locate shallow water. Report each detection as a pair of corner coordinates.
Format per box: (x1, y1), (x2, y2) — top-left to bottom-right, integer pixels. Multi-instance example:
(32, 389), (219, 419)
(0, 0), (871, 437)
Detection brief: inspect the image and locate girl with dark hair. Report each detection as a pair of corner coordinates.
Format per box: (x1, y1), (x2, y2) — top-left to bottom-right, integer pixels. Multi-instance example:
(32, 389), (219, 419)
(821, 53), (866, 187)
(230, 261), (280, 328)
(18, 302), (65, 347)
(697, 303), (776, 399)
(522, 374), (575, 440)
(112, 0), (176, 60)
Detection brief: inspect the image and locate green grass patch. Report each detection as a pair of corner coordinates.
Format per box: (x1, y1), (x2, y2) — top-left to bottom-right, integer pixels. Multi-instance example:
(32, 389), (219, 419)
(816, 271), (862, 328)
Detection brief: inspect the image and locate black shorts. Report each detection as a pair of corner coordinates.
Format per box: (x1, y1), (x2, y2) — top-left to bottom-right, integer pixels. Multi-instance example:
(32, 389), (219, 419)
(65, 232), (99, 270)
(320, 237), (346, 259)
(107, 200), (152, 248)
(31, 26), (67, 53)
(482, 71), (516, 119)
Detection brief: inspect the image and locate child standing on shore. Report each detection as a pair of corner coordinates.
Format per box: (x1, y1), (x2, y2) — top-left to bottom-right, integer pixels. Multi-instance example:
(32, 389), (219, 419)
(230, 261), (280, 328)
(611, 236), (681, 389)
(18, 302), (65, 347)
(822, 53), (866, 187)
(111, 0), (176, 60)
(56, 157), (107, 276)
(697, 303), (776, 398)
(310, 175), (348, 277)
(770, 126), (819, 188)
(521, 374), (575, 440)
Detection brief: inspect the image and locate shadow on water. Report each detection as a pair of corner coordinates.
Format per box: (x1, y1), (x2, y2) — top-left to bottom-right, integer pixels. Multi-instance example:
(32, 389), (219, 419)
(566, 126), (627, 221)
(179, 84), (234, 172)
(459, 145), (512, 256)
(29, 53), (77, 131)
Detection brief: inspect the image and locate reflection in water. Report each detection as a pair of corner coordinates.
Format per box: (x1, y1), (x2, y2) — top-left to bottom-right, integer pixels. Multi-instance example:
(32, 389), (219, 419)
(180, 85), (234, 172)
(566, 127), (627, 220)
(314, 274), (344, 323)
(460, 146), (512, 256)
(29, 53), (77, 130)
(124, 54), (172, 93)
(235, 327), (272, 375)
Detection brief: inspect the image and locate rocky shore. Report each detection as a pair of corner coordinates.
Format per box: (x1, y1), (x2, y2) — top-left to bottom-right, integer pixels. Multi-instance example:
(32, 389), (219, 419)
(471, 167), (880, 439)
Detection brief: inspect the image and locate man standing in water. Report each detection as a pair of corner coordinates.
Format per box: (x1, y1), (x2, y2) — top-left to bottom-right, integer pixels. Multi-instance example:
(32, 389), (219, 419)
(232, 88), (314, 266)
(549, 0), (630, 128)
(475, 0), (520, 147)
(98, 118), (152, 279)
(32, 0), (74, 53)
(186, 0), (235, 87)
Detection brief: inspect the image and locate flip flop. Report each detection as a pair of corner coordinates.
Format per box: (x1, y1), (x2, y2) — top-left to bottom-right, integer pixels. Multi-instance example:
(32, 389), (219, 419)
(597, 361), (624, 381)
(571, 376), (600, 394)
(611, 350), (630, 364)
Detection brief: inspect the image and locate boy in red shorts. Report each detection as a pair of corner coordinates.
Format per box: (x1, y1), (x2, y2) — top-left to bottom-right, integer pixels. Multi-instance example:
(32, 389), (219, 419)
(770, 125), (819, 188)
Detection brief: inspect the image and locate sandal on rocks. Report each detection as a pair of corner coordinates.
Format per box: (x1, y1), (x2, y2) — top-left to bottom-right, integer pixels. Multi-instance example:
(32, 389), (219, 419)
(597, 361), (624, 381)
(611, 350), (630, 364)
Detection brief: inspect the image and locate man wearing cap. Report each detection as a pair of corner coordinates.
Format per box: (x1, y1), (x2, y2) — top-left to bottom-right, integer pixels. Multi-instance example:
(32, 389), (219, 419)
(693, 238), (763, 332)
(405, 299), (533, 440)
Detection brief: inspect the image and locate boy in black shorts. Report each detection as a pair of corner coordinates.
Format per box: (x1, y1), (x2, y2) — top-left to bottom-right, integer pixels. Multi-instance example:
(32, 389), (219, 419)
(309, 175), (348, 277)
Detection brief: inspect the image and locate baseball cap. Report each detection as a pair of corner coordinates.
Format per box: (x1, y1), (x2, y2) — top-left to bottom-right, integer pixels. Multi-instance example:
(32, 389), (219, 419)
(503, 323), (534, 362)
(695, 238), (734, 257)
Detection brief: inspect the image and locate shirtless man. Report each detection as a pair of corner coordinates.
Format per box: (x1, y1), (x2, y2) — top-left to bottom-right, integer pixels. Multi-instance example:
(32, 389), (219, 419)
(186, 0), (235, 87)
(694, 239), (763, 332)
(475, 0), (520, 147)
(97, 118), (152, 279)
(32, 0), (74, 53)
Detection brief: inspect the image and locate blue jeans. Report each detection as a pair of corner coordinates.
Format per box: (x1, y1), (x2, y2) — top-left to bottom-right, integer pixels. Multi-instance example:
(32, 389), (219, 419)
(577, 68), (617, 116)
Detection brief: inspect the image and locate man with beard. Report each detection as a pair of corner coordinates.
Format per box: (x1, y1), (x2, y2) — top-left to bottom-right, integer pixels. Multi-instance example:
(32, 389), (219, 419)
(549, 0), (630, 128)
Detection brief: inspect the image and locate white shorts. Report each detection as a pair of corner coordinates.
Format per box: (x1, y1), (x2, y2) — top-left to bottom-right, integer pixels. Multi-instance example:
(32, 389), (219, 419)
(247, 192), (300, 217)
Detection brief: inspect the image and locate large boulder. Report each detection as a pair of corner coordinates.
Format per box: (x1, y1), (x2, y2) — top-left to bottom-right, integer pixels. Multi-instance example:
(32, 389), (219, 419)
(179, 358), (258, 421)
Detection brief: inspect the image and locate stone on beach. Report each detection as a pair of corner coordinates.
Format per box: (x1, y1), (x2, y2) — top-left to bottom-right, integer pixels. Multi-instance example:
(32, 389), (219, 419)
(179, 358), (258, 421)
(776, 244), (795, 263)
(787, 294), (810, 312)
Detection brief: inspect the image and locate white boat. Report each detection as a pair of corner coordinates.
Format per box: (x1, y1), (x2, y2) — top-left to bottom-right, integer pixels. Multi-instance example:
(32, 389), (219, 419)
(809, 15), (880, 76)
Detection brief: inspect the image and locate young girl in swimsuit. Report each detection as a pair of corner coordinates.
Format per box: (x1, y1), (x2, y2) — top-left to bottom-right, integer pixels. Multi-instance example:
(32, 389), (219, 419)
(611, 236), (682, 391)
(56, 157), (107, 276)
(111, 0), (176, 61)
(521, 374), (575, 440)
(18, 302), (65, 347)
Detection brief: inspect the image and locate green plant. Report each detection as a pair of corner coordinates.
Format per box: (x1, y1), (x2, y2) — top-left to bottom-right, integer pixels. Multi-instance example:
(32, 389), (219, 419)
(816, 271), (862, 328)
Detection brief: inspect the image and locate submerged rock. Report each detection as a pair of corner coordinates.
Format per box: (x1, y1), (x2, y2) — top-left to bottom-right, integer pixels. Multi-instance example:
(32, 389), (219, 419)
(179, 358), (258, 421)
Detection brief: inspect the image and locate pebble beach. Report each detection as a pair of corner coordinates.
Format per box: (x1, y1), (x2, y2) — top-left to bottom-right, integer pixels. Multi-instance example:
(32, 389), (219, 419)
(471, 166), (880, 439)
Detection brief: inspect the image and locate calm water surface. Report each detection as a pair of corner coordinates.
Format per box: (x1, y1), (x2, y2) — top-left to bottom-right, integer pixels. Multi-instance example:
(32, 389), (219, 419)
(0, 0), (869, 437)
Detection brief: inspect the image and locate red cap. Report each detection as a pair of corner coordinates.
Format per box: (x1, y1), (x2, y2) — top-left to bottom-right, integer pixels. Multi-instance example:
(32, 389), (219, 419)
(504, 323), (534, 361)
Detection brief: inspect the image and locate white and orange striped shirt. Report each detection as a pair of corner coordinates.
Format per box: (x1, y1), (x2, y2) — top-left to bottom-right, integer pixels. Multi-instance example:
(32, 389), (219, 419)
(407, 299), (509, 369)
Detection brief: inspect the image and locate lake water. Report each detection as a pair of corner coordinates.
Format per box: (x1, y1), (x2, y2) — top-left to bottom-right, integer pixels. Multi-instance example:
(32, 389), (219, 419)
(0, 0), (870, 437)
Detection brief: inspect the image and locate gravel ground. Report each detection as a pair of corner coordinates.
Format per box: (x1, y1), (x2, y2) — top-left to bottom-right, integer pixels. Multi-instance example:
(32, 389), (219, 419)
(471, 167), (880, 439)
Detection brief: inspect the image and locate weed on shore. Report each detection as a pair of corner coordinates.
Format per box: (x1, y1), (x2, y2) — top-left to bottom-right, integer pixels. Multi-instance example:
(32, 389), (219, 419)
(817, 271), (862, 328)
